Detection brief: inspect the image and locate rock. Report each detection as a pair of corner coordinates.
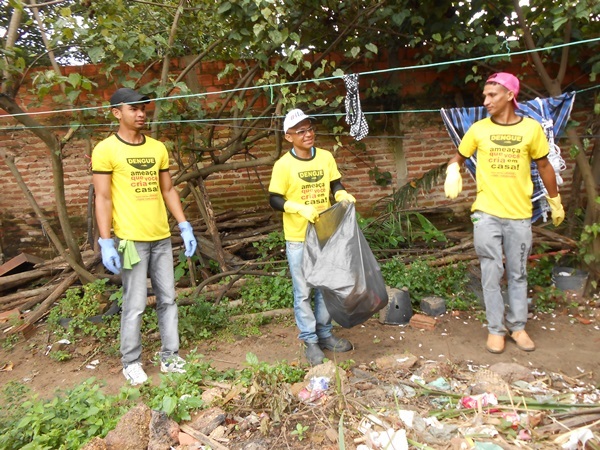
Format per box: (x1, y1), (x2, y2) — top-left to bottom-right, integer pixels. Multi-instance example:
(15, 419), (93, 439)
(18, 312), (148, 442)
(104, 403), (152, 450)
(148, 410), (179, 450)
(470, 368), (510, 397)
(420, 296), (446, 317)
(178, 431), (200, 447)
(374, 353), (418, 371)
(188, 406), (226, 436)
(409, 314), (437, 330)
(80, 437), (108, 450)
(489, 362), (535, 383)
(201, 387), (223, 405)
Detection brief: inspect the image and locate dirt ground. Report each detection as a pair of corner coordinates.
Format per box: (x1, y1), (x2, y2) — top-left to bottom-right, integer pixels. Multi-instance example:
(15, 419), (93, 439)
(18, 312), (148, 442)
(1, 306), (599, 399)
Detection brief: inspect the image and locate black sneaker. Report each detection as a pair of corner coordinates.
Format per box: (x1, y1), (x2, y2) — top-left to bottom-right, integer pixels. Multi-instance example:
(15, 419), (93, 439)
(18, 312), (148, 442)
(305, 342), (325, 365)
(318, 335), (353, 352)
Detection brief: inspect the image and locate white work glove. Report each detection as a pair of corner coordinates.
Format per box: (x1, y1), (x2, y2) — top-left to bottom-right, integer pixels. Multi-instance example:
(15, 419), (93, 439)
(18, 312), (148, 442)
(546, 195), (565, 227)
(98, 237), (121, 274)
(444, 162), (463, 199)
(334, 190), (356, 203)
(284, 201), (319, 223)
(178, 221), (198, 257)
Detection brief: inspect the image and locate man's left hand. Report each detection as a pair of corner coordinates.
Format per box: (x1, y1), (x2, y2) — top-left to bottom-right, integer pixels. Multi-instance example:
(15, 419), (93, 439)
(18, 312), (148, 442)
(334, 190), (356, 203)
(546, 195), (565, 227)
(178, 221), (198, 257)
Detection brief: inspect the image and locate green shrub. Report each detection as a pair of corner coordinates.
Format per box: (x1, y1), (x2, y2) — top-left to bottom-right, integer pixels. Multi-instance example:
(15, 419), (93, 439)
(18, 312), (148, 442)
(381, 258), (477, 310)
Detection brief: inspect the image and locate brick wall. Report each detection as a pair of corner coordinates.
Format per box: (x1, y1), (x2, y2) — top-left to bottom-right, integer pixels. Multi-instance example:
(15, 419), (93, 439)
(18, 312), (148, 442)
(0, 53), (591, 258)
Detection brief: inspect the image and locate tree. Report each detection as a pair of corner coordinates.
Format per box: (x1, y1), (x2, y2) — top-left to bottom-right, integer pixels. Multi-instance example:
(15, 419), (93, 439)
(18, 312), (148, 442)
(1, 0), (599, 287)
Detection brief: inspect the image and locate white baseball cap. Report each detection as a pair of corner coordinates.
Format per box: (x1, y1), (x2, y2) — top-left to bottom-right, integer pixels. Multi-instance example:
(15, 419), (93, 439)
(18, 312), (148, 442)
(283, 108), (314, 133)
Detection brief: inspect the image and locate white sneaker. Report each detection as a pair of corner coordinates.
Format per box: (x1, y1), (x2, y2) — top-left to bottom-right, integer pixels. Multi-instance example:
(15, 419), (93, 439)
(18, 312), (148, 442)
(122, 362), (148, 386)
(160, 355), (187, 373)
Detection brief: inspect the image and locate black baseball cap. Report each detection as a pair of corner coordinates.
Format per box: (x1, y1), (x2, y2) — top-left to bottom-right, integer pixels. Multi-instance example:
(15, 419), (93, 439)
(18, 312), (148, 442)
(110, 88), (151, 107)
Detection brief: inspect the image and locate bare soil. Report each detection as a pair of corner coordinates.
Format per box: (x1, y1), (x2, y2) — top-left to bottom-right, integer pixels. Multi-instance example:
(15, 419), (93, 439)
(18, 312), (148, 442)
(1, 306), (599, 399)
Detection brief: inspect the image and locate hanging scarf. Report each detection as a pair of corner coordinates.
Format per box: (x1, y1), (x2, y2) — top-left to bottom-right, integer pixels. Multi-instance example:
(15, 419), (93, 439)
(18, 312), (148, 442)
(343, 73), (369, 141)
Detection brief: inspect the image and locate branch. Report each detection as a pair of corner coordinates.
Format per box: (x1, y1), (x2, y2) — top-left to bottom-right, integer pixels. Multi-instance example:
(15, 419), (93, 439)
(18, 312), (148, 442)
(512, 0), (558, 95)
(557, 19), (572, 85)
(175, 154), (278, 185)
(1, 6), (24, 97)
(0, 150), (96, 284)
(151, 0), (185, 137)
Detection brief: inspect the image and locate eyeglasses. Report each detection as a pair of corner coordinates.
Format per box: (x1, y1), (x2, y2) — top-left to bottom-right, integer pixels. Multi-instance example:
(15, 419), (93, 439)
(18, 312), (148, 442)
(290, 126), (315, 136)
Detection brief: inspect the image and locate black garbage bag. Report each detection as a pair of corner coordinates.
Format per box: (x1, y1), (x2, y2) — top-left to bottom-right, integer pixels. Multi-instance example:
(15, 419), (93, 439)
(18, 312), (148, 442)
(302, 201), (388, 328)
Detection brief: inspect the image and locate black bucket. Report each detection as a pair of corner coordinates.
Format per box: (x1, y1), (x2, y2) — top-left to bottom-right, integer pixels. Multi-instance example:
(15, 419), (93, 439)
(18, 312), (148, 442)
(552, 266), (588, 296)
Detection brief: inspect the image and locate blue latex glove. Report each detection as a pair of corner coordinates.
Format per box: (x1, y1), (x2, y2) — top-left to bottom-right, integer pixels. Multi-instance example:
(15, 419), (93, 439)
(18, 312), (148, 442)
(98, 237), (121, 274)
(178, 221), (197, 257)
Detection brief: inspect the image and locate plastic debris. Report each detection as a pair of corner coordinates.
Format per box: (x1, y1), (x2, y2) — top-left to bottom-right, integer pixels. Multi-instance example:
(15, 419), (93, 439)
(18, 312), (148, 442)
(298, 376), (329, 404)
(460, 392), (498, 409)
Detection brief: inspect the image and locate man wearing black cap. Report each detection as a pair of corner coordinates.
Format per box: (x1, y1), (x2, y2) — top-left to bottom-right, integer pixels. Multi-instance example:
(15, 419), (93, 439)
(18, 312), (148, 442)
(268, 108), (355, 365)
(92, 87), (198, 385)
(444, 73), (564, 354)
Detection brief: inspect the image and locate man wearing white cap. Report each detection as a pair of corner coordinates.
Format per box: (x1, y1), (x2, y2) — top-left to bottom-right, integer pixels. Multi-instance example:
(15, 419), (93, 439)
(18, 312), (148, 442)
(444, 72), (564, 354)
(268, 108), (355, 365)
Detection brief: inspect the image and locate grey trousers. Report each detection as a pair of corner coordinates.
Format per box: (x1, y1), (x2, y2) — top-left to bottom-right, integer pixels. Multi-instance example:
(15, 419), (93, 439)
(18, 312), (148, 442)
(119, 238), (180, 366)
(472, 211), (532, 336)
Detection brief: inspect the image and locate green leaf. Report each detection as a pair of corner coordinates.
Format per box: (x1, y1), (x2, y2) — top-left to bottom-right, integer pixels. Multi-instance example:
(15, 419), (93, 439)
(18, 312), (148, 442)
(365, 43), (378, 54)
(246, 352), (259, 365)
(161, 396), (177, 415)
(217, 2), (232, 14)
(67, 73), (82, 88)
(350, 46), (360, 58)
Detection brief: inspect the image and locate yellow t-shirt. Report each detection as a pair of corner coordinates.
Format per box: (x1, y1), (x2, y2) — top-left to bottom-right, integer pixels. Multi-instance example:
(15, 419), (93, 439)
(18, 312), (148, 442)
(269, 147), (342, 241)
(91, 134), (171, 241)
(459, 117), (549, 219)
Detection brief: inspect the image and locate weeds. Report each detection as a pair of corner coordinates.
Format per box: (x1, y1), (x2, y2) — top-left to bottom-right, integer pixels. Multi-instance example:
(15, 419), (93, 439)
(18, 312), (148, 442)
(381, 259), (477, 310)
(47, 279), (120, 342)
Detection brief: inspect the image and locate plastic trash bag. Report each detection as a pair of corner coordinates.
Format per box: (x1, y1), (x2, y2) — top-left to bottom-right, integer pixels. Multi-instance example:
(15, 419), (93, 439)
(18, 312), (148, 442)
(302, 201), (388, 328)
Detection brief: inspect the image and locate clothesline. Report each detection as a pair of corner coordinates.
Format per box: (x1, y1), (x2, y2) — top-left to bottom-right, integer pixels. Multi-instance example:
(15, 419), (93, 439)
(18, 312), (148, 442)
(1, 36), (598, 120)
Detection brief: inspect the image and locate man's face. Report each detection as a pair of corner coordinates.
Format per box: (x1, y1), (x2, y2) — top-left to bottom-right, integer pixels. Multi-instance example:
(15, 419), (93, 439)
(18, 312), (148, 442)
(482, 83), (513, 116)
(284, 119), (315, 152)
(112, 103), (147, 130)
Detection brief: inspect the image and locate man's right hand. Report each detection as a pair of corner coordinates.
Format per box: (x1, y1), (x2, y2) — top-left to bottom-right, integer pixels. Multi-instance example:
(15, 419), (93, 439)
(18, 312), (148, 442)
(98, 237), (121, 274)
(284, 201), (319, 223)
(444, 162), (463, 199)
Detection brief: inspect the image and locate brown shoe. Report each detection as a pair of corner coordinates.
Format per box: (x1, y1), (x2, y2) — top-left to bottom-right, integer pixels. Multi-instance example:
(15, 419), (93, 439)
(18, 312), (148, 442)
(486, 334), (505, 353)
(510, 330), (535, 352)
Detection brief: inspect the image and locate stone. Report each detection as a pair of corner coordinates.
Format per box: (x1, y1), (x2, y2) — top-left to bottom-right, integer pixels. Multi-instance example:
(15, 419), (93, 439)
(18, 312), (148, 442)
(409, 314), (437, 330)
(489, 362), (535, 383)
(420, 296), (446, 316)
(188, 406), (226, 436)
(148, 410), (179, 450)
(104, 403), (152, 450)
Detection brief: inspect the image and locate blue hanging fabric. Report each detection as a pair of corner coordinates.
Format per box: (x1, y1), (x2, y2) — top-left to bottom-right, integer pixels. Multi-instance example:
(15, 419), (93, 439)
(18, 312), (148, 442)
(440, 92), (576, 222)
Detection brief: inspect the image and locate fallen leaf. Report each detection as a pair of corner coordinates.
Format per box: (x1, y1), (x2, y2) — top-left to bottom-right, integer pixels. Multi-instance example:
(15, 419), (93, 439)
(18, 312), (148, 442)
(0, 361), (14, 372)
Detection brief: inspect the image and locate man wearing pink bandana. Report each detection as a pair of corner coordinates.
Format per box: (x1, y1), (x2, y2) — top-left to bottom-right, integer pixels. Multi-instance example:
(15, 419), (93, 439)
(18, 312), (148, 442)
(444, 72), (564, 354)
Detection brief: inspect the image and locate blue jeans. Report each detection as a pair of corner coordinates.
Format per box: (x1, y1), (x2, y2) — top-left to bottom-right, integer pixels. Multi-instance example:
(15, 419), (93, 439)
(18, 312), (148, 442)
(119, 237), (180, 366)
(472, 211), (532, 336)
(286, 241), (332, 344)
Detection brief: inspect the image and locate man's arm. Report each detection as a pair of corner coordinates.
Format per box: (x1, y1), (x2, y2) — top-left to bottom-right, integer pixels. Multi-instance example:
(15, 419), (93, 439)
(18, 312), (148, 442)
(448, 153), (467, 166)
(535, 156), (564, 226)
(92, 173), (114, 239)
(159, 171), (187, 222)
(535, 157), (558, 197)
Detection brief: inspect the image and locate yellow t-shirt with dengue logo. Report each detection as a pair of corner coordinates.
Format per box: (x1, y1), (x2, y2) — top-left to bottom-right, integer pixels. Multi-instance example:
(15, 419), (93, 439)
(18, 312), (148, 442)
(92, 134), (171, 241)
(268, 147), (342, 241)
(458, 117), (549, 220)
